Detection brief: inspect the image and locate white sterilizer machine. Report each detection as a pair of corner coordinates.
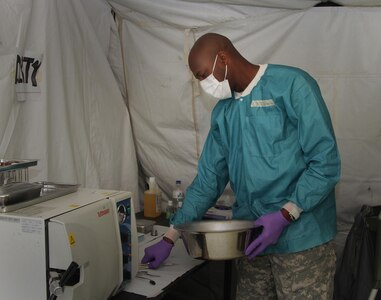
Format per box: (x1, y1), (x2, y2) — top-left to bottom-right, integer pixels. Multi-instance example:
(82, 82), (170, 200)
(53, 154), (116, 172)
(0, 185), (138, 300)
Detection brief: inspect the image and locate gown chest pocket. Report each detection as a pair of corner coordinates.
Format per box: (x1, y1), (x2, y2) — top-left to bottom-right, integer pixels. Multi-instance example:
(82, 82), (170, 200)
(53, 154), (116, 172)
(245, 105), (284, 157)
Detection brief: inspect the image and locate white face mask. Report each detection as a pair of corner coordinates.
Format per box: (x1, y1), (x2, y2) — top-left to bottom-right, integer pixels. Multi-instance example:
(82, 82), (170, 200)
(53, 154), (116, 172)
(199, 55), (232, 101)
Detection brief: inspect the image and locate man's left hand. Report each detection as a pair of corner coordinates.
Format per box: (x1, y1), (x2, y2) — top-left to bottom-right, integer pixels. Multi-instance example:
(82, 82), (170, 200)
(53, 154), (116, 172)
(245, 210), (290, 260)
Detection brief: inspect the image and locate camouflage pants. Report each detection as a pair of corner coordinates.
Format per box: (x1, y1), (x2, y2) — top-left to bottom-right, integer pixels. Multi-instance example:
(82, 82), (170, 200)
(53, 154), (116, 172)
(236, 241), (336, 300)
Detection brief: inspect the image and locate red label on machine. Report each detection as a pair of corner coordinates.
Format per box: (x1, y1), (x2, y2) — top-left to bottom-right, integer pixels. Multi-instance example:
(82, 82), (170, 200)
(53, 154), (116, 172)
(97, 208), (110, 218)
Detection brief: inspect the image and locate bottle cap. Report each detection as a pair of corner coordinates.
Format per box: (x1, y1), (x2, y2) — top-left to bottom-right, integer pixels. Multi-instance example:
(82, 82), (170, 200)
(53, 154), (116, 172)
(176, 180), (181, 185)
(148, 177), (156, 190)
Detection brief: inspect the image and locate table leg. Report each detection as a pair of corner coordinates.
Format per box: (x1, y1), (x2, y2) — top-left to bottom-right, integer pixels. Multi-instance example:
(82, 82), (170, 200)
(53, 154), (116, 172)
(224, 260), (233, 300)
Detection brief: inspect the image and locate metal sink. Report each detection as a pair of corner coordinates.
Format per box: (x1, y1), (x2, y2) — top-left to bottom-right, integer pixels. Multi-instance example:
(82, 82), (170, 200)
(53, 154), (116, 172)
(0, 181), (80, 213)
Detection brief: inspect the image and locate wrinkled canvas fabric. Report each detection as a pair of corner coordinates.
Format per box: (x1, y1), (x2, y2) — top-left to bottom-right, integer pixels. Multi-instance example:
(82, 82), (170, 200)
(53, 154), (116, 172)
(0, 0), (139, 209)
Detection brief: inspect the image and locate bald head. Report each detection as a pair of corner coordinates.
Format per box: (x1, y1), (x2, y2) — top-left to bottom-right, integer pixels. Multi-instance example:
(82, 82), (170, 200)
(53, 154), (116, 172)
(188, 33), (236, 81)
(188, 33), (259, 93)
(189, 33), (233, 61)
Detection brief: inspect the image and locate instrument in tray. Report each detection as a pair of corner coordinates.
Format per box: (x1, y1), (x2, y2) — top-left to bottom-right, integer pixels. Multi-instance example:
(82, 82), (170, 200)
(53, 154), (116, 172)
(0, 159), (38, 185)
(0, 159), (79, 213)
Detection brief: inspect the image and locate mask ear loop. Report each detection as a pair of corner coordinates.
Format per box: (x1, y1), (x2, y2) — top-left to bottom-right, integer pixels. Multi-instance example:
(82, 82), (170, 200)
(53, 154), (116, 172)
(211, 54), (218, 74)
(224, 64), (227, 80)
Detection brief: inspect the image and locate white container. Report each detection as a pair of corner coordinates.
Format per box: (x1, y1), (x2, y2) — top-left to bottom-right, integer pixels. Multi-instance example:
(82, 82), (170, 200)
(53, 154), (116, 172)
(172, 180), (184, 211)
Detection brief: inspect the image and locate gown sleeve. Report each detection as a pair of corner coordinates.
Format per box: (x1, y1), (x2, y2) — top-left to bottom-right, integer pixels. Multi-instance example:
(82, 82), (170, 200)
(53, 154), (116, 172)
(286, 72), (341, 212)
(171, 106), (229, 225)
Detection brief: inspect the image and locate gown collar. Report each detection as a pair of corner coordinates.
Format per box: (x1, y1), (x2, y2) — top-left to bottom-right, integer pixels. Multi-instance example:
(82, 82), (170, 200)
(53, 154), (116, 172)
(234, 64), (268, 99)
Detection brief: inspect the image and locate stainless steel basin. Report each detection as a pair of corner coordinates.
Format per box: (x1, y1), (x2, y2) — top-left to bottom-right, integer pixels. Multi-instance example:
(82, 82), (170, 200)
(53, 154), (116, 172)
(175, 220), (262, 260)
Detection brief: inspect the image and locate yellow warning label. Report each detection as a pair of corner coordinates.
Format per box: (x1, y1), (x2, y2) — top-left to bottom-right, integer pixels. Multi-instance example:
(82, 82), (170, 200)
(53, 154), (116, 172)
(69, 204), (80, 208)
(69, 233), (76, 246)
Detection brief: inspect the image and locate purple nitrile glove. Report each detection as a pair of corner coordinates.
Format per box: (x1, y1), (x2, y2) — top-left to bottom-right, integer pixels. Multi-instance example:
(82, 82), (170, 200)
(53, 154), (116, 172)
(141, 239), (174, 269)
(245, 211), (290, 260)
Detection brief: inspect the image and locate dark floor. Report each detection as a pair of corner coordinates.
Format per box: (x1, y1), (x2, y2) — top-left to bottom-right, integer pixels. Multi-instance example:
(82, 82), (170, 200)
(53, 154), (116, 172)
(163, 261), (234, 300)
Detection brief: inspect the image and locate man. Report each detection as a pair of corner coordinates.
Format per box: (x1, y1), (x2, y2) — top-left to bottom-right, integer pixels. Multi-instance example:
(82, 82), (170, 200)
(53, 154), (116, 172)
(142, 33), (340, 299)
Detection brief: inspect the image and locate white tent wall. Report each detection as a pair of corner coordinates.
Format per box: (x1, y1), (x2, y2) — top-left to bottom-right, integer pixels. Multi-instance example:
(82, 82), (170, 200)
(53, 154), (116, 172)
(0, 0), (139, 210)
(109, 0), (381, 251)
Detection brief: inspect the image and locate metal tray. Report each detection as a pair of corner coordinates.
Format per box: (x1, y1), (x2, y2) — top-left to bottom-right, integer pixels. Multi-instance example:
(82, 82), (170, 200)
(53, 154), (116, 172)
(0, 181), (80, 213)
(0, 182), (43, 207)
(0, 159), (38, 172)
(136, 219), (156, 234)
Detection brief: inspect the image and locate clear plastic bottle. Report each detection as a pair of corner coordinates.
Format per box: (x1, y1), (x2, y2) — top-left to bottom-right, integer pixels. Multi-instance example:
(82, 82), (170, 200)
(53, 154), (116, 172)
(172, 180), (184, 212)
(144, 177), (161, 218)
(166, 199), (175, 220)
(177, 198), (183, 211)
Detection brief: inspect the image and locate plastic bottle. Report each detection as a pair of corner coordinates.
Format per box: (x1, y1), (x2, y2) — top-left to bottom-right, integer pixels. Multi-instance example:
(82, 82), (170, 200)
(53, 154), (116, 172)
(166, 199), (175, 220)
(172, 180), (184, 212)
(177, 199), (183, 211)
(143, 177), (161, 218)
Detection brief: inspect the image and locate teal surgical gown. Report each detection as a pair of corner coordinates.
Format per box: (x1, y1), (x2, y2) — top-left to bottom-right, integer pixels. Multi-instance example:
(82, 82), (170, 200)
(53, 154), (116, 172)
(172, 64), (341, 254)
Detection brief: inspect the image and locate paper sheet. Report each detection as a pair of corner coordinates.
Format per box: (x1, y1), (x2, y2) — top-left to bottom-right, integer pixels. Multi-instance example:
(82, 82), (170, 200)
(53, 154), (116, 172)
(123, 225), (203, 298)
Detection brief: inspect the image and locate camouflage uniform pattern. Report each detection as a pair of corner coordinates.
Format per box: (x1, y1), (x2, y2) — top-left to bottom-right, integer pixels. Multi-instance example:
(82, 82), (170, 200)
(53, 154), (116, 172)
(236, 241), (336, 300)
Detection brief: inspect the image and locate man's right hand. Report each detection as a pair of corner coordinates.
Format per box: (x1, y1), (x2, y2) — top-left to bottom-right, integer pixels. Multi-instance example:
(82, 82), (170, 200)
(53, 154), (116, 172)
(141, 238), (174, 269)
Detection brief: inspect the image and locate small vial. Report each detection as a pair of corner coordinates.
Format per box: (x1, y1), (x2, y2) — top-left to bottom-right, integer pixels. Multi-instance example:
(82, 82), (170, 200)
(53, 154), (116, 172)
(166, 200), (175, 220)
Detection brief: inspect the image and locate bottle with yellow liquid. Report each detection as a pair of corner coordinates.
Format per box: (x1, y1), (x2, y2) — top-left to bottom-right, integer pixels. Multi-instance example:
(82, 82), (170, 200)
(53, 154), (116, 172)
(143, 177), (161, 218)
